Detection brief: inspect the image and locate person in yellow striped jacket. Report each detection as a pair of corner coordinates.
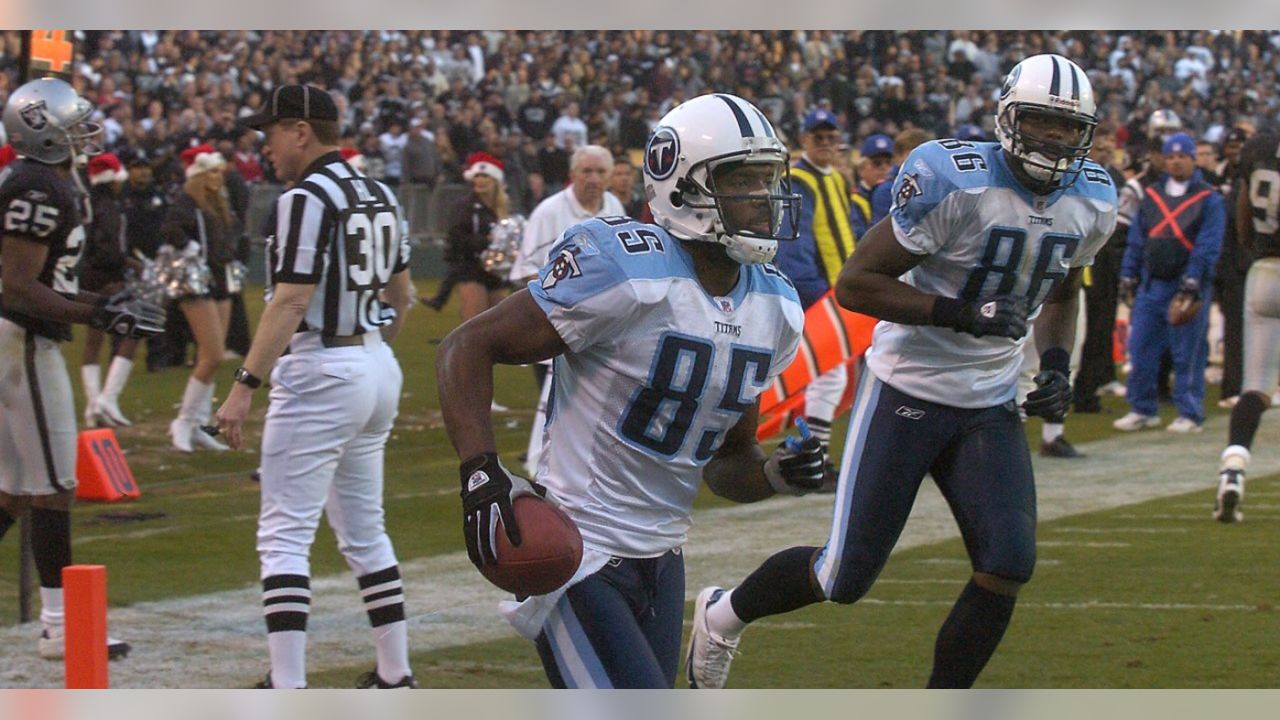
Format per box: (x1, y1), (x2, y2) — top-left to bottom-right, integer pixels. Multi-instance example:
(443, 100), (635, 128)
(774, 108), (858, 480)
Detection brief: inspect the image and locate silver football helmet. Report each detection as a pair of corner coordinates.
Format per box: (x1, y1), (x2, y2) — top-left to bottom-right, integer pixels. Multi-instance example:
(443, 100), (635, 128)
(3, 78), (103, 165)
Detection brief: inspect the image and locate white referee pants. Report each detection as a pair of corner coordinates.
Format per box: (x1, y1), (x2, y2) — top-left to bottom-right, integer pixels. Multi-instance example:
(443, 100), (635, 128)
(1242, 258), (1280, 395)
(257, 335), (404, 580)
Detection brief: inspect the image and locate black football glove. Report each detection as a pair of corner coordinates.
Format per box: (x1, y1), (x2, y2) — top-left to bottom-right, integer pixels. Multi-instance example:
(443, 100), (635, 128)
(931, 294), (1030, 340)
(458, 452), (543, 569)
(764, 435), (827, 496)
(1022, 348), (1072, 422)
(89, 290), (166, 338)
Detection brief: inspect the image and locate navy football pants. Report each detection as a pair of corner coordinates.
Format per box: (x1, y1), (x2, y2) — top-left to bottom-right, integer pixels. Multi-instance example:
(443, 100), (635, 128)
(535, 548), (685, 688)
(814, 366), (1038, 602)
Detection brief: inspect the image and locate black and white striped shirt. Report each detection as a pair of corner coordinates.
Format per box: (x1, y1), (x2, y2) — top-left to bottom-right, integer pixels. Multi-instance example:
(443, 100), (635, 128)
(266, 151), (410, 336)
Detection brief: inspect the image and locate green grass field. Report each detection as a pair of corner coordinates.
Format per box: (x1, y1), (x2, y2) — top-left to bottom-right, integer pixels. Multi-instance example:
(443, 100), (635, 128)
(2, 279), (1269, 688)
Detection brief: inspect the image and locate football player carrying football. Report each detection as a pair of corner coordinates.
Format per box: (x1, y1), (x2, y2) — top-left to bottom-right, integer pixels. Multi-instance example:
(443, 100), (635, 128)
(437, 93), (822, 688)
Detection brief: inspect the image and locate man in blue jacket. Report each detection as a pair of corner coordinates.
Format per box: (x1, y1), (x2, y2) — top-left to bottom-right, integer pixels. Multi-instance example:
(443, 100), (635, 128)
(1114, 132), (1225, 433)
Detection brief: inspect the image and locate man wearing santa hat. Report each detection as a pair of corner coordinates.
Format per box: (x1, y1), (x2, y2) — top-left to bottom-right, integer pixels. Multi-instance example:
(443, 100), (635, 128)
(79, 152), (142, 427)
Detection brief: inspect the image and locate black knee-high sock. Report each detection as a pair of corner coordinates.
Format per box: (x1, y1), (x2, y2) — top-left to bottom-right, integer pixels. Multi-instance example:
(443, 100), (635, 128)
(927, 579), (1017, 688)
(729, 546), (824, 623)
(0, 507), (15, 542)
(1229, 393), (1269, 449)
(30, 508), (72, 588)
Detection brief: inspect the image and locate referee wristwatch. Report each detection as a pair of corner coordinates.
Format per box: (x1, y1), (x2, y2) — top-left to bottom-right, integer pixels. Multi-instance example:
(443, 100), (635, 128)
(234, 366), (263, 390)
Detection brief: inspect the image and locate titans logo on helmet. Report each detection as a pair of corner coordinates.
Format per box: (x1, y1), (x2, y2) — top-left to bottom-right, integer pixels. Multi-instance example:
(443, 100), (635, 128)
(645, 127), (679, 181)
(1000, 65), (1021, 101)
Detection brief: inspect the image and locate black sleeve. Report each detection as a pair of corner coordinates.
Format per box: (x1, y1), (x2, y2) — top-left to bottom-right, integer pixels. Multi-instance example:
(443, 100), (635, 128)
(0, 163), (74, 248)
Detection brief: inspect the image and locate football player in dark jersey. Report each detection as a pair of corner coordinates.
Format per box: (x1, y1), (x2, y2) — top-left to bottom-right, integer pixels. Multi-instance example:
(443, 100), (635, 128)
(0, 77), (164, 660)
(1214, 130), (1280, 523)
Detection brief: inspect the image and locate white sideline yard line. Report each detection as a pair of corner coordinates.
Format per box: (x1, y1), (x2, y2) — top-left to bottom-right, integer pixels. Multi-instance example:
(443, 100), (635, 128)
(858, 598), (1265, 612)
(1035, 541), (1130, 548)
(1049, 527), (1189, 534)
(2, 412), (1277, 688)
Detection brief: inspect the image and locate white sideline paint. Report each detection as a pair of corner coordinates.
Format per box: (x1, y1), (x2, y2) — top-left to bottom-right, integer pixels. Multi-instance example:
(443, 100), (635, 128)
(2, 412), (1276, 688)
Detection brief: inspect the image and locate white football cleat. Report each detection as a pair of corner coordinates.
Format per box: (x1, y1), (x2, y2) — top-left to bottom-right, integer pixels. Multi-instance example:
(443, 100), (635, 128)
(685, 586), (740, 689)
(1113, 412), (1161, 431)
(1214, 469), (1245, 523)
(1165, 417), (1203, 433)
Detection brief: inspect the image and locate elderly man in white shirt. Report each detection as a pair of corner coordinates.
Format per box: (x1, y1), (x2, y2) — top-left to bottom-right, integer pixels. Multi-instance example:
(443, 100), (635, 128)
(509, 144), (625, 474)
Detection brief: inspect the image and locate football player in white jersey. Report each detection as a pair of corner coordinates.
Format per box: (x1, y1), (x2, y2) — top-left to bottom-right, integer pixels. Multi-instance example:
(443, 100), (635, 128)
(687, 54), (1118, 689)
(437, 93), (822, 688)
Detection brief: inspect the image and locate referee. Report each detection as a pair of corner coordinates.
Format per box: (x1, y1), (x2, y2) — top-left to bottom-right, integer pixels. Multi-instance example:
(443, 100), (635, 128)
(215, 85), (417, 690)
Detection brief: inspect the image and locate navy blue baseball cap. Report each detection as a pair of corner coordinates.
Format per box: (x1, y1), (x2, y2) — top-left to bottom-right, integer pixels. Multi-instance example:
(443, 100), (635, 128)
(955, 124), (986, 142)
(1162, 132), (1196, 157)
(859, 133), (894, 157)
(803, 108), (840, 133)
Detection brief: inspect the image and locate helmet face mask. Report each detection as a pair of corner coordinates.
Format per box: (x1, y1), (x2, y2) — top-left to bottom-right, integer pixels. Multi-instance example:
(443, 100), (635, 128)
(999, 103), (1096, 190)
(995, 54), (1098, 194)
(683, 153), (797, 243)
(645, 93), (800, 265)
(3, 78), (104, 166)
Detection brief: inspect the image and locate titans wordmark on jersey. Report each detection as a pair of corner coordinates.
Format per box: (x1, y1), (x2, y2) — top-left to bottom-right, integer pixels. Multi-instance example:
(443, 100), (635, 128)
(0, 159), (90, 341)
(266, 152), (410, 336)
(871, 139), (1118, 408)
(528, 217), (804, 557)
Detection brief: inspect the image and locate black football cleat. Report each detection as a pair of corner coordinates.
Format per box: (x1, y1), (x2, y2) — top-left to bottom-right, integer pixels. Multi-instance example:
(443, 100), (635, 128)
(1040, 436), (1084, 458)
(356, 669), (418, 689)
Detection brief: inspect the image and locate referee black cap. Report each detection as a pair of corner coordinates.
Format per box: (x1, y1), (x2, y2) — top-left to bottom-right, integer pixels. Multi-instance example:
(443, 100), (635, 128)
(243, 84), (339, 129)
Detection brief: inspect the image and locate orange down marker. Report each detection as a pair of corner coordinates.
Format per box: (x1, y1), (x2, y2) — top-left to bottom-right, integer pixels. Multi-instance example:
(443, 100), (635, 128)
(63, 565), (109, 689)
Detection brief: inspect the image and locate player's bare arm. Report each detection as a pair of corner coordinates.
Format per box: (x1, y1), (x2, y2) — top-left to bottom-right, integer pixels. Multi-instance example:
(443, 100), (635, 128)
(834, 217), (933, 324)
(1034, 265), (1084, 354)
(215, 281), (317, 449)
(1, 234), (96, 324)
(378, 269), (414, 343)
(837, 217), (1029, 340)
(437, 288), (567, 460)
(706, 404), (830, 502)
(703, 405), (772, 503)
(1237, 177), (1257, 255)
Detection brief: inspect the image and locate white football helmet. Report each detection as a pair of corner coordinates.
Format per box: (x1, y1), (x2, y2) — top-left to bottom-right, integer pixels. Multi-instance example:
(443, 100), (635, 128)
(994, 54), (1097, 192)
(643, 93), (799, 264)
(1147, 109), (1183, 140)
(2, 77), (103, 165)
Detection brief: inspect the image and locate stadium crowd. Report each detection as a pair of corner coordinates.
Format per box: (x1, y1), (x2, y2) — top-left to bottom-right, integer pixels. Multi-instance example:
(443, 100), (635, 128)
(1, 28), (1277, 418)
(2, 30), (1279, 216)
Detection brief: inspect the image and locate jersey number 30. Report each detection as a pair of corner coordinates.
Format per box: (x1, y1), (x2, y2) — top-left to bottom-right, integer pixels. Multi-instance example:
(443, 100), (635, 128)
(344, 209), (399, 290)
(619, 334), (772, 460)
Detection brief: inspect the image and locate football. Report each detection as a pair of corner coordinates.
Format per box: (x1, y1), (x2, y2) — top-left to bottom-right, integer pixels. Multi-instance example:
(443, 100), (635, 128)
(479, 495), (583, 596)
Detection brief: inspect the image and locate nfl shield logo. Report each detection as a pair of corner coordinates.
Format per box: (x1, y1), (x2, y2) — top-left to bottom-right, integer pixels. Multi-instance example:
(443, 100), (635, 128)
(716, 297), (734, 313)
(1033, 196), (1049, 213)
